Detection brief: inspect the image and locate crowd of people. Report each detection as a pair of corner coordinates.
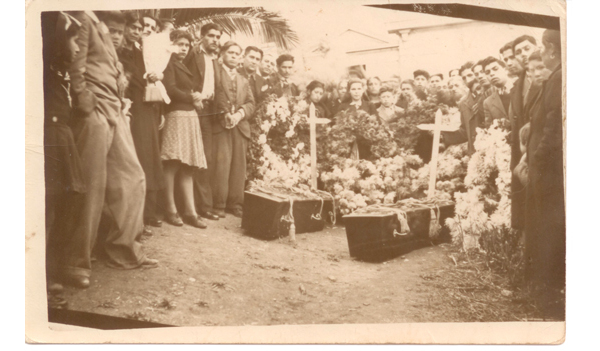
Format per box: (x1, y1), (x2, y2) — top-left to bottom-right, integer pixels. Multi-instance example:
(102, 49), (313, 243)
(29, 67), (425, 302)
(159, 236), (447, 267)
(42, 10), (564, 310)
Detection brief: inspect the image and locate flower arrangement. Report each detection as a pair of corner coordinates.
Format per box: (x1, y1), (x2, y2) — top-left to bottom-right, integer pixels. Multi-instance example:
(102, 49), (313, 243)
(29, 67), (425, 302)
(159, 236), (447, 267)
(445, 120), (512, 250)
(411, 143), (470, 200)
(247, 94), (313, 186)
(320, 153), (423, 215)
(388, 88), (456, 152)
(318, 108), (399, 172)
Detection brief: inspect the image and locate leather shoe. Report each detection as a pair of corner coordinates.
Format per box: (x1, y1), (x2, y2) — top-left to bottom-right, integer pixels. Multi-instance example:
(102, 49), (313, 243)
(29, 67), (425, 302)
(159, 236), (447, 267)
(165, 212), (183, 227)
(226, 208), (243, 218)
(64, 275), (90, 289)
(213, 209), (226, 218)
(140, 258), (159, 267)
(182, 214), (208, 229)
(146, 218), (162, 227)
(198, 211), (219, 221)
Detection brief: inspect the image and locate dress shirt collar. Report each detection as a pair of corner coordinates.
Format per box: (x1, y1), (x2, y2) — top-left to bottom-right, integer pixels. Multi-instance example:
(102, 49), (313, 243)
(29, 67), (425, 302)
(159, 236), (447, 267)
(278, 73), (289, 85)
(200, 45), (217, 60)
(222, 64), (237, 79)
(500, 79), (514, 95)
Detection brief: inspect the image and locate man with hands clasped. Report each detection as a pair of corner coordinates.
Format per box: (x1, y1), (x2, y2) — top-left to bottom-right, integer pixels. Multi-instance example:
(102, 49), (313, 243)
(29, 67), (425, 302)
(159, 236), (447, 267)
(211, 41), (255, 218)
(184, 23), (223, 221)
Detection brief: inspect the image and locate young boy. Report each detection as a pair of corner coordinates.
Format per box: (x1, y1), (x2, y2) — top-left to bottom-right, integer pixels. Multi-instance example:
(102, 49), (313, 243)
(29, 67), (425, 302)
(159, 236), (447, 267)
(376, 85), (404, 124)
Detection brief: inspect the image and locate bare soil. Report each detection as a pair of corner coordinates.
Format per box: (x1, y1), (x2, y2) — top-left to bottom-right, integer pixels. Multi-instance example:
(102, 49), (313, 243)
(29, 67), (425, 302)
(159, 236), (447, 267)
(60, 215), (539, 326)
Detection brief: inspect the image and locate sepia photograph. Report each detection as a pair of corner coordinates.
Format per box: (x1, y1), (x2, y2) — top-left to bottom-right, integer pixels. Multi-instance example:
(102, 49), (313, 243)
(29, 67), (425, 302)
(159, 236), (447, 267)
(24, 0), (569, 344)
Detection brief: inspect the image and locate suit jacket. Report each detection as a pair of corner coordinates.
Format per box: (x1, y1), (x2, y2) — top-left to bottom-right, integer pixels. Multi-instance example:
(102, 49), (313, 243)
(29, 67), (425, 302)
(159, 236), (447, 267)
(509, 72), (541, 170)
(527, 66), (563, 189)
(483, 90), (508, 128)
(525, 65), (565, 286)
(162, 54), (196, 113)
(183, 45), (218, 95)
(442, 93), (481, 155)
(237, 67), (271, 104)
(214, 64), (255, 138)
(338, 101), (374, 115)
(327, 97), (344, 117)
(69, 11), (122, 118)
(270, 74), (299, 98)
(376, 105), (403, 125)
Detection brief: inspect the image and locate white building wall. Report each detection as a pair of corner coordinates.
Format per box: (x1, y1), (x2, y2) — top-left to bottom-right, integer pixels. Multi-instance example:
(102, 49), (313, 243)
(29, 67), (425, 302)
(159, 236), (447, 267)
(394, 21), (544, 81)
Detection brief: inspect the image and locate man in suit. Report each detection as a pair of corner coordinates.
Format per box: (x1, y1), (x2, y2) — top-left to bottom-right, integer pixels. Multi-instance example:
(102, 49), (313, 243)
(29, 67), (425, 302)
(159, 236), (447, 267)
(271, 54), (299, 97)
(459, 61), (476, 88)
(239, 46), (271, 105)
(499, 40), (523, 79)
(508, 35), (541, 231)
(65, 11), (156, 288)
(482, 56), (513, 128)
(183, 23), (223, 220)
(212, 41), (255, 218)
(413, 69), (430, 89)
(429, 73), (444, 90)
(441, 77), (482, 155)
(376, 85), (403, 125)
(473, 59), (496, 98)
(258, 52), (276, 79)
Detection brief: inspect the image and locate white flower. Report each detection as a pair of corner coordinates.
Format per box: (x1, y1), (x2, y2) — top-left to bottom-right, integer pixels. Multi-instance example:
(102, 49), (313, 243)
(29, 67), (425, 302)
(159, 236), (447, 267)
(258, 134), (267, 145)
(285, 130), (295, 138)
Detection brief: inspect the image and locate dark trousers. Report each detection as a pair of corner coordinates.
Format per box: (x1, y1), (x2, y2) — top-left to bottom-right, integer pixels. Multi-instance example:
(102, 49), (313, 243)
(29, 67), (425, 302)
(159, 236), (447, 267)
(211, 126), (248, 210)
(46, 192), (85, 278)
(144, 189), (159, 221)
(193, 112), (215, 213)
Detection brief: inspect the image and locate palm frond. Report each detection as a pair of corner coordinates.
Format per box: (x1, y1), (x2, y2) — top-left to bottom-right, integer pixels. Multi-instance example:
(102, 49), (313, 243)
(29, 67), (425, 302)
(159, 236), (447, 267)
(171, 7), (299, 51)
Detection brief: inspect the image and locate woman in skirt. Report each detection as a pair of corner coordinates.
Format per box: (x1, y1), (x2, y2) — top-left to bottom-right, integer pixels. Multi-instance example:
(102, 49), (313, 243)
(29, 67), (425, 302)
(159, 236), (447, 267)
(161, 30), (207, 228)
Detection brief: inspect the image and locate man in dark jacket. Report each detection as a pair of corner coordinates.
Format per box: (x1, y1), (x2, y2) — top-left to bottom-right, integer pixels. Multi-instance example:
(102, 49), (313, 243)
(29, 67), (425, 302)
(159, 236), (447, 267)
(508, 36), (541, 231)
(271, 54), (299, 97)
(238, 46), (271, 105)
(525, 29), (564, 312)
(212, 41), (256, 218)
(183, 23), (223, 220)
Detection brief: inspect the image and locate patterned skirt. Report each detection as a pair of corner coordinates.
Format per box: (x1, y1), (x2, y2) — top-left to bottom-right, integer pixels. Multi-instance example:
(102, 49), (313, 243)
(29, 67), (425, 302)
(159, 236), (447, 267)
(160, 110), (207, 169)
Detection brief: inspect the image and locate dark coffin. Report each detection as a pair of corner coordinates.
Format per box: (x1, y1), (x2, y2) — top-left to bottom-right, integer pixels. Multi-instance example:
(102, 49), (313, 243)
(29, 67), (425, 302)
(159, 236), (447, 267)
(343, 201), (455, 260)
(242, 190), (333, 240)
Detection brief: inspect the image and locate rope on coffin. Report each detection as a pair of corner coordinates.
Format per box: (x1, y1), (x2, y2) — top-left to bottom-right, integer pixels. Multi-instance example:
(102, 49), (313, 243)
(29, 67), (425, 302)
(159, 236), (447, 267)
(246, 181), (337, 240)
(352, 197), (446, 240)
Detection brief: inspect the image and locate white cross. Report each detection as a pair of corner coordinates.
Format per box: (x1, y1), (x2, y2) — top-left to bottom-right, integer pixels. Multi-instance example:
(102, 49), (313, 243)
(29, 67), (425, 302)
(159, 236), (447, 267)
(417, 109), (456, 199)
(308, 103), (330, 190)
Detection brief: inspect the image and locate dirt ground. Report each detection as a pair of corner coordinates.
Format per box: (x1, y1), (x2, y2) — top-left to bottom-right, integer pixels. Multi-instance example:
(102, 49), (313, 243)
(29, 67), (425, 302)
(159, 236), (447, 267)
(60, 214), (536, 326)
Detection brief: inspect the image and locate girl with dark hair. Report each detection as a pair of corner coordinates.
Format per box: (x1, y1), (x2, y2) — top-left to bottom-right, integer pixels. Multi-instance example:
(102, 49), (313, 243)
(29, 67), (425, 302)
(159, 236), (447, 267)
(160, 29), (208, 228)
(364, 76), (382, 107)
(306, 80), (331, 119)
